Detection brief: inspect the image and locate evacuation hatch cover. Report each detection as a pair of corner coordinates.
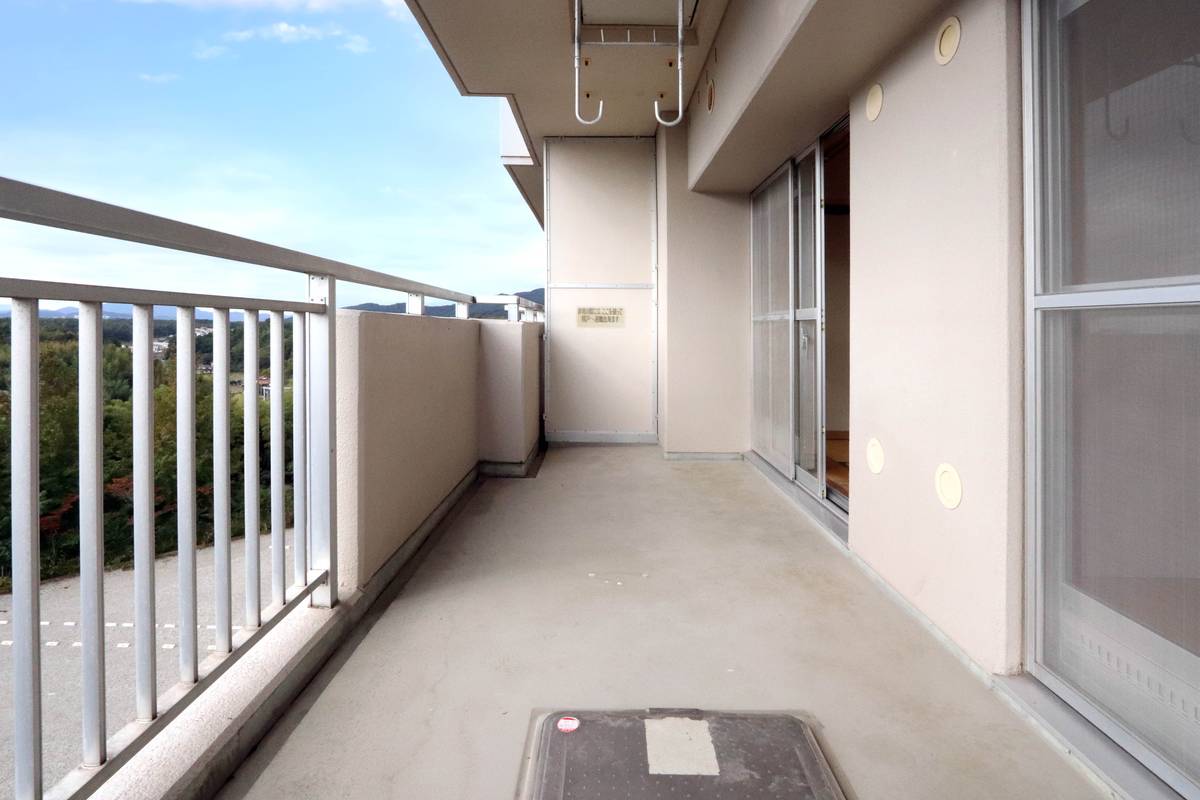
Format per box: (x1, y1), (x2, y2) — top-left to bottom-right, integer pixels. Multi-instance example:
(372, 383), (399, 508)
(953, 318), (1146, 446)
(518, 709), (847, 799)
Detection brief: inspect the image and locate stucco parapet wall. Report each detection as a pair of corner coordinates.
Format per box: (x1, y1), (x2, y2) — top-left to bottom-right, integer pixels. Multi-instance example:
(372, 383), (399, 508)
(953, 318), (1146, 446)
(337, 310), (544, 594)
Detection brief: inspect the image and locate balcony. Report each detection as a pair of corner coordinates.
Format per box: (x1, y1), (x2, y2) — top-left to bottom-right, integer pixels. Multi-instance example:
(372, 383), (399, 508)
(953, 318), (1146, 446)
(0, 175), (1107, 800)
(210, 445), (1103, 799)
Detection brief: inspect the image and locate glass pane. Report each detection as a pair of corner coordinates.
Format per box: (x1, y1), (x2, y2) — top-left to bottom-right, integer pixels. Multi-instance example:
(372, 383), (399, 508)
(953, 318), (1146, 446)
(797, 153), (816, 309)
(1040, 0), (1200, 290)
(750, 169), (793, 473)
(1040, 306), (1200, 784)
(795, 320), (818, 480)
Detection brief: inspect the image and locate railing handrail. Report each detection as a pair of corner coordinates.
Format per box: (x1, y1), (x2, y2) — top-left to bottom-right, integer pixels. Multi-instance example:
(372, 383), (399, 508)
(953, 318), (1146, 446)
(0, 277), (325, 314)
(476, 293), (544, 310)
(0, 177), (476, 306)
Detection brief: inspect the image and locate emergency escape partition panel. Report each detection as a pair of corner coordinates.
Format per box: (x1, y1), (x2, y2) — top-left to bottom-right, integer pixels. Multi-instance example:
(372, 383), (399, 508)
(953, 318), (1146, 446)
(544, 138), (657, 442)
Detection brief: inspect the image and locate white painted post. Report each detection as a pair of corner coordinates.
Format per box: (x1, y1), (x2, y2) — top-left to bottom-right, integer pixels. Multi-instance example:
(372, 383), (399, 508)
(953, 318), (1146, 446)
(269, 311), (285, 607)
(455, 301), (470, 319)
(243, 311), (260, 629)
(11, 297), (42, 799)
(212, 309), (233, 654)
(79, 300), (106, 767)
(132, 304), (157, 722)
(291, 313), (307, 587)
(307, 276), (338, 607)
(407, 293), (425, 316)
(176, 307), (198, 683)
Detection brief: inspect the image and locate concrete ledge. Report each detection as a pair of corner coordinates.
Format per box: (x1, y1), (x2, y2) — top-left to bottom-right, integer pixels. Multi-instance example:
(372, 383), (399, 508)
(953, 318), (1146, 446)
(547, 432), (658, 444)
(994, 675), (1185, 800)
(479, 442), (543, 478)
(90, 468), (480, 800)
(663, 451), (744, 461)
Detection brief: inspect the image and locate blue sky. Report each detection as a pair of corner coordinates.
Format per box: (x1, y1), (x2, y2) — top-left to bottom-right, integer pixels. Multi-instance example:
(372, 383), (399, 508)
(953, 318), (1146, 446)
(0, 0), (544, 308)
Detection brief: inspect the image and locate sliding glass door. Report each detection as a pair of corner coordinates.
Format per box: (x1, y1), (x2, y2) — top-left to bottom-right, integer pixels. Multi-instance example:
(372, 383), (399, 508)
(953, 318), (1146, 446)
(751, 166), (794, 476)
(794, 151), (822, 495)
(1030, 0), (1200, 794)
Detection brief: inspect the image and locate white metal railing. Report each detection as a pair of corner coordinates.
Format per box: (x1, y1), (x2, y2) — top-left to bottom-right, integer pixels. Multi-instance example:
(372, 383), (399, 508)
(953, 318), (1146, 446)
(477, 294), (546, 322)
(0, 176), (542, 800)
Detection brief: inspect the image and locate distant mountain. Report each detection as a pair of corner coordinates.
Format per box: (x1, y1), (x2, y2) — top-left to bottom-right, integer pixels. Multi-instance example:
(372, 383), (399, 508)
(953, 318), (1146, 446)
(0, 289), (546, 321)
(349, 288), (544, 319)
(0, 303), (252, 321)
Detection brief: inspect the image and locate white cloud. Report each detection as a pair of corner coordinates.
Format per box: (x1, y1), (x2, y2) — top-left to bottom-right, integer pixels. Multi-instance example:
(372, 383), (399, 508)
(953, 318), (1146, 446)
(379, 0), (416, 23)
(341, 33), (371, 53)
(123, 0), (366, 9)
(218, 22), (371, 53)
(138, 72), (180, 84)
(121, 0), (410, 13)
(193, 42), (229, 59)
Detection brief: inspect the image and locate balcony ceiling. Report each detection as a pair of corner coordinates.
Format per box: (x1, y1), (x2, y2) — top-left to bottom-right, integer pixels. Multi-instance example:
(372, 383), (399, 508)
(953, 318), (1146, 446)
(404, 0), (727, 222)
(581, 0), (701, 26)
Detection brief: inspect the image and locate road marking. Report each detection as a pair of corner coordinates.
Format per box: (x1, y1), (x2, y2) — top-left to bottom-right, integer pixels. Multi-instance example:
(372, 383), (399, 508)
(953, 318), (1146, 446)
(163, 623), (175, 629)
(72, 642), (82, 647)
(40, 621), (49, 626)
(45, 641), (59, 647)
(162, 643), (176, 650)
(206, 645), (216, 651)
(1, 641), (11, 646)
(644, 718), (720, 776)
(116, 642), (130, 649)
(121, 622), (133, 628)
(63, 621), (76, 627)
(0, 620), (8, 625)
(206, 625), (216, 630)
(105, 622), (116, 628)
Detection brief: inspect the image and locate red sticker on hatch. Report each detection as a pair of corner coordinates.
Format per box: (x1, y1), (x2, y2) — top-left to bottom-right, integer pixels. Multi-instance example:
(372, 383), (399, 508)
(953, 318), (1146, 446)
(556, 716), (580, 733)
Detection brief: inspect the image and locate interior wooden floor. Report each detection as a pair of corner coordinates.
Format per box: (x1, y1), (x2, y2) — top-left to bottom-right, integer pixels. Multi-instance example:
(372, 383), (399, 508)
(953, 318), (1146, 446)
(826, 432), (849, 498)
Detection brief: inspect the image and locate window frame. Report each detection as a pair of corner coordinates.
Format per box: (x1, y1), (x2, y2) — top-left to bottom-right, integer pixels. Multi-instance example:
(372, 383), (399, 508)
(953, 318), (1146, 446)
(1022, 1), (1200, 796)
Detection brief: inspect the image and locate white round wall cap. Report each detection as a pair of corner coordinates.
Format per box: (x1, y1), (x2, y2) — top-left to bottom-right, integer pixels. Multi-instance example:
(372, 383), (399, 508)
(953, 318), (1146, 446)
(934, 463), (963, 509)
(865, 84), (884, 121)
(935, 16), (961, 65)
(866, 438), (885, 474)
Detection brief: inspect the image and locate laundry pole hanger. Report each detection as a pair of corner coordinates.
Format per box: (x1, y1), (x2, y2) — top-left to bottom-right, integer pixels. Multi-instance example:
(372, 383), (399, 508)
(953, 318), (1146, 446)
(654, 0), (685, 127)
(573, 0), (603, 125)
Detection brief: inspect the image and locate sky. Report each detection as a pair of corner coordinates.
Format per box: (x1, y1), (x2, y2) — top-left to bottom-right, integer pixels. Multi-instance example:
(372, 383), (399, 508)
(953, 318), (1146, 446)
(0, 0), (545, 309)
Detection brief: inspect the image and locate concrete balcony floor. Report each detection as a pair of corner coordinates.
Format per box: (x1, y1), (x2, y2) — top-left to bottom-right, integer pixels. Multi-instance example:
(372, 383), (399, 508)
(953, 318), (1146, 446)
(217, 446), (1105, 799)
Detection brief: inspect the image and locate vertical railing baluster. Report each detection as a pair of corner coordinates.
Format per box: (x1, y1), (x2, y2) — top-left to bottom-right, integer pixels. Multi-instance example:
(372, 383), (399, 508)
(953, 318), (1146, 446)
(11, 297), (42, 800)
(307, 277), (337, 607)
(176, 307), (198, 683)
(213, 309), (232, 654)
(269, 311), (285, 606)
(79, 301), (106, 767)
(292, 313), (307, 587)
(407, 292), (425, 316)
(132, 304), (156, 722)
(243, 310), (261, 629)
(455, 301), (470, 319)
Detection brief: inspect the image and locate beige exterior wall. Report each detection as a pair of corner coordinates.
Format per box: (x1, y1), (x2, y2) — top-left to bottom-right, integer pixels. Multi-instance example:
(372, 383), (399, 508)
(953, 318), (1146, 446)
(685, 0), (815, 188)
(478, 320), (542, 464)
(336, 311), (480, 593)
(656, 123), (752, 455)
(847, 0), (1024, 674)
(545, 138), (657, 440)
